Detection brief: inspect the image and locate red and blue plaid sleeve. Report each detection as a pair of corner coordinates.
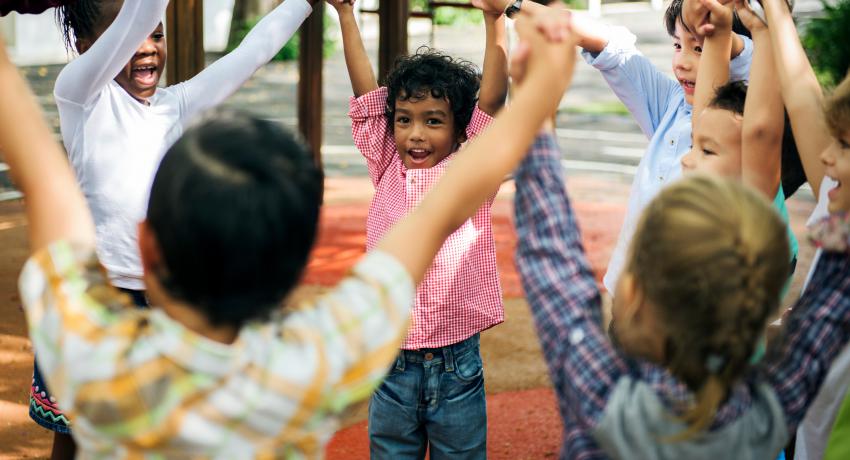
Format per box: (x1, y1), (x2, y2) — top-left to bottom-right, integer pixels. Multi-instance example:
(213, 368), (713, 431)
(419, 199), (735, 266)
(763, 251), (850, 434)
(513, 133), (629, 427)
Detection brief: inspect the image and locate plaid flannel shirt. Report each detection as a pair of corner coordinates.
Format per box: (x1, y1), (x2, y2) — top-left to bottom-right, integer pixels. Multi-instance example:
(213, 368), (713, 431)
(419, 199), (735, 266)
(19, 241), (414, 458)
(349, 87), (504, 349)
(514, 133), (850, 459)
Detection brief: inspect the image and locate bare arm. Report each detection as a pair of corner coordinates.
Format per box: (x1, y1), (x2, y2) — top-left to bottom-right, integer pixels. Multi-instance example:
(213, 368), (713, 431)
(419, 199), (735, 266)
(763, 0), (826, 195)
(376, 12), (578, 284)
(691, 0), (734, 119)
(738, 2), (782, 197)
(331, 0), (379, 97)
(0, 40), (95, 251)
(478, 12), (509, 116)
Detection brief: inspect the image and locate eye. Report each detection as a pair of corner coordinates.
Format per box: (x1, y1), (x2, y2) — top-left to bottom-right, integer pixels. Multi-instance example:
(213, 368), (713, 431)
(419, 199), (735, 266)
(673, 42), (682, 51)
(395, 116), (410, 124)
(152, 33), (165, 40)
(694, 45), (703, 53)
(840, 139), (850, 150)
(702, 148), (716, 156)
(426, 118), (443, 126)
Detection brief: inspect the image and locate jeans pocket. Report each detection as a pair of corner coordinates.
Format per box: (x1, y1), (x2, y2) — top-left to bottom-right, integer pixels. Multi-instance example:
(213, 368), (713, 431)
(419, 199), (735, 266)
(452, 347), (484, 383)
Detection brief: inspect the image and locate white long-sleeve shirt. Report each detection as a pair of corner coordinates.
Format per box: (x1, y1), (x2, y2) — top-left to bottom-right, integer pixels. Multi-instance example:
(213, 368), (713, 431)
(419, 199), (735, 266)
(55, 0), (313, 289)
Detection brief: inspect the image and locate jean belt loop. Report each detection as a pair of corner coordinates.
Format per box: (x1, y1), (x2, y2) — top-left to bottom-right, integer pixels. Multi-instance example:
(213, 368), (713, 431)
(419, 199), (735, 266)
(443, 343), (455, 373)
(395, 351), (406, 372)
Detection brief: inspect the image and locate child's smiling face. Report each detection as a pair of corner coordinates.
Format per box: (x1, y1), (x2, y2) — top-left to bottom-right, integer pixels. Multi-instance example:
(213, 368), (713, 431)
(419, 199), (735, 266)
(393, 94), (465, 170)
(681, 107), (743, 177)
(671, 21), (703, 106)
(822, 132), (850, 213)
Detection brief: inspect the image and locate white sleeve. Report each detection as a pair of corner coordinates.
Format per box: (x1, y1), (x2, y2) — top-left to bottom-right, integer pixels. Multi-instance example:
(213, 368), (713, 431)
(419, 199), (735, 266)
(53, 0), (169, 106)
(172, 0), (313, 122)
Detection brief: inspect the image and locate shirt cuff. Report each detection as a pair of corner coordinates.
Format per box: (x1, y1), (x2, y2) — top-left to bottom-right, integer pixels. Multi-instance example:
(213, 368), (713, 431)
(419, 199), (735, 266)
(729, 34), (753, 83)
(581, 25), (638, 71)
(465, 105), (495, 140)
(349, 87), (390, 120)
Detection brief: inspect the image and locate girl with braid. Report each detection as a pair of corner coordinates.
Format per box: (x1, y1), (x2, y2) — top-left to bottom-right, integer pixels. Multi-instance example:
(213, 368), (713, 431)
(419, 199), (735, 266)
(30, 0), (325, 456)
(511, 13), (850, 459)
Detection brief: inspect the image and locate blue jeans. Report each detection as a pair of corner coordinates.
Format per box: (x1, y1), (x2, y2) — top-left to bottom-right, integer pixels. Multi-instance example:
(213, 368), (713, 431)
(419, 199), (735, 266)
(368, 334), (487, 460)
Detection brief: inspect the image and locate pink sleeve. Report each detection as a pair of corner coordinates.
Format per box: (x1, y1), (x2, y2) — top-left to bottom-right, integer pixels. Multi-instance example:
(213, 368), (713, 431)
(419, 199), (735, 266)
(464, 104), (495, 141)
(349, 87), (397, 186)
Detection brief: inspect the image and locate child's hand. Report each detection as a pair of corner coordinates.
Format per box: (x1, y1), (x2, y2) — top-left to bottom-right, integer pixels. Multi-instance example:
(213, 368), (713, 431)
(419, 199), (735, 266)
(326, 0), (355, 13)
(511, 10), (576, 90)
(733, 0), (767, 31)
(683, 0), (734, 37)
(471, 0), (511, 15)
(695, 0), (735, 36)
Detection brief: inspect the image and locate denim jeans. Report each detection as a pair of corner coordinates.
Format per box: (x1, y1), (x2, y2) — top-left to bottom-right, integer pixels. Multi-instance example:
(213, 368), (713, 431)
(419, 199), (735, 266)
(368, 334), (487, 460)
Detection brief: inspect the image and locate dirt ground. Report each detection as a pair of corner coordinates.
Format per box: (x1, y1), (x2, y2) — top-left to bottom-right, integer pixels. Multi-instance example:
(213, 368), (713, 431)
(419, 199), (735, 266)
(0, 175), (817, 459)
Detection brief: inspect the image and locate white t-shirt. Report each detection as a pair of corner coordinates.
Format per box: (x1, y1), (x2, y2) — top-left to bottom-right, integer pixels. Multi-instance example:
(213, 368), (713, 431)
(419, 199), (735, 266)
(55, 0), (313, 289)
(795, 177), (849, 460)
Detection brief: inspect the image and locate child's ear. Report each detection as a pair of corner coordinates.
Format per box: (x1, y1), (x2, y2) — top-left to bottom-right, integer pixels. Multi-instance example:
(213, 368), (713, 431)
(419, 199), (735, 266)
(138, 220), (163, 275)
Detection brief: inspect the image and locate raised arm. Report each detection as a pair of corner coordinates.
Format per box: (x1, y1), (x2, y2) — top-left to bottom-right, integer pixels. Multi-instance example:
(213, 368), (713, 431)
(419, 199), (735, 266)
(690, 0), (734, 119)
(0, 39), (94, 251)
(331, 0), (379, 97)
(478, 12), (509, 116)
(376, 11), (577, 285)
(53, 0), (168, 106)
(175, 0), (318, 120)
(763, 0), (827, 195)
(737, 0), (782, 197)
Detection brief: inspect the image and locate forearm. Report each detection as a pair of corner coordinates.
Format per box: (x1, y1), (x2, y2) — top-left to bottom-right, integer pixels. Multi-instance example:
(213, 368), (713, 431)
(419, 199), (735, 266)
(0, 42), (95, 251)
(478, 13), (509, 116)
(693, 28), (732, 118)
(742, 29), (782, 197)
(339, 8), (379, 97)
(179, 0), (312, 118)
(764, 0), (826, 194)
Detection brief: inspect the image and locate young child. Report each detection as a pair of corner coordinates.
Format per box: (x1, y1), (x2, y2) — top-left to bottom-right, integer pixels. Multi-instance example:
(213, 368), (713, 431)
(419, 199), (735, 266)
(511, 22), (850, 460)
(679, 0), (799, 275)
(31, 0), (322, 455)
(473, 0), (753, 296)
(329, 0), (508, 456)
(0, 9), (578, 457)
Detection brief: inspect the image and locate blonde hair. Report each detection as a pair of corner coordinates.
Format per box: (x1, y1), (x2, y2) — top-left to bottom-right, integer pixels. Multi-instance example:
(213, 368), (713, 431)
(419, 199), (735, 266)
(825, 71), (850, 139)
(627, 175), (790, 439)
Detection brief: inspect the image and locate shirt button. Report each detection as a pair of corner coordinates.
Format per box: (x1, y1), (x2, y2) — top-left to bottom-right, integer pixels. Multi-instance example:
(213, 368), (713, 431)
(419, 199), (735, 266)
(669, 139), (675, 146)
(424, 352), (434, 361)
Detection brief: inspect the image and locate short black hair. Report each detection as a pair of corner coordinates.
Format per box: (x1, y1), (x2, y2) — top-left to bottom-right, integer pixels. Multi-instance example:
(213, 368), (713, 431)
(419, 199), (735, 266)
(709, 80), (747, 115)
(383, 47), (480, 140)
(664, 0), (752, 39)
(708, 82), (806, 198)
(147, 111), (323, 328)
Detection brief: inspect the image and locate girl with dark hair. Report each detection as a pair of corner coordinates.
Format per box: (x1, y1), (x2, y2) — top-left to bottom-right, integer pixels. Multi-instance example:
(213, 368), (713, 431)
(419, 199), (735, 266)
(32, 0), (324, 456)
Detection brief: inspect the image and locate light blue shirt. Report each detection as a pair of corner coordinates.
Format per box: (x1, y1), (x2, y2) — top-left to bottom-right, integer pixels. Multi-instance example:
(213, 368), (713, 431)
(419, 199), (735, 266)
(584, 26), (754, 293)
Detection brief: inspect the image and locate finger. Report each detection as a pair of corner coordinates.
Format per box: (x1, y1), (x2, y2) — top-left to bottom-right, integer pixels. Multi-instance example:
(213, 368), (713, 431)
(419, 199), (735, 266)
(697, 23), (716, 35)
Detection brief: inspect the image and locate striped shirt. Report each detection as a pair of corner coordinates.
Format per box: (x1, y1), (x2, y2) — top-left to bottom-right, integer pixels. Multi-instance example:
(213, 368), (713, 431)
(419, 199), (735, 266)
(514, 133), (850, 459)
(349, 87), (504, 349)
(19, 241), (413, 458)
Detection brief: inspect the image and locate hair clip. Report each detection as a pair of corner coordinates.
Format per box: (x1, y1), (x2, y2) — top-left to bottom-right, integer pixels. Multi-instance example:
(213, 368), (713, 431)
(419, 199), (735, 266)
(705, 353), (727, 374)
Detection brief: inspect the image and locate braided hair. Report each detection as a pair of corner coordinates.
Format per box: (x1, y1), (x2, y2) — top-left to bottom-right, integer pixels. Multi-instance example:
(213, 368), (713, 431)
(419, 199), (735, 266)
(56, 0), (107, 52)
(627, 175), (790, 439)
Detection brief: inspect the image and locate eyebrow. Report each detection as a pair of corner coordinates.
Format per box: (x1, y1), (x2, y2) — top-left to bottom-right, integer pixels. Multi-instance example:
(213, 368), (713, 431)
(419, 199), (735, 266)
(423, 110), (448, 117)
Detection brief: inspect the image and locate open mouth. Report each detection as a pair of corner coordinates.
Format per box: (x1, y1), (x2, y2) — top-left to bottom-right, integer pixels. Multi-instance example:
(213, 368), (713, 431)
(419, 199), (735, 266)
(679, 78), (695, 94)
(131, 64), (159, 87)
(406, 148), (432, 166)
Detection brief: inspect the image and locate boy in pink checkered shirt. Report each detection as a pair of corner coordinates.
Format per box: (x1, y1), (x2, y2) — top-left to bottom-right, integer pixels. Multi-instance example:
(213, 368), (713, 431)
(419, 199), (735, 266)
(329, 0), (509, 457)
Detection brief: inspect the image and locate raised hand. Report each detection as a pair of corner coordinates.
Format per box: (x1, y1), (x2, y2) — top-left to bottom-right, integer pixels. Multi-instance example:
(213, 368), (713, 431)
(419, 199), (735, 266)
(734, 0), (767, 31)
(326, 0), (355, 12)
(471, 0), (510, 15)
(695, 0), (734, 36)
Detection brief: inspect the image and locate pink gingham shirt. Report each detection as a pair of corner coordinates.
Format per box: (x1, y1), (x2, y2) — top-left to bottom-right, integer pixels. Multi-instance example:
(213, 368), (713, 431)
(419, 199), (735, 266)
(349, 87), (504, 349)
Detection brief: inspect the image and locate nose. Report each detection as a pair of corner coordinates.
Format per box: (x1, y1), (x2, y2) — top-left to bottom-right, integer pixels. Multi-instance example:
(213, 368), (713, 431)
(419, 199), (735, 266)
(821, 143), (837, 166)
(674, 51), (693, 72)
(410, 122), (425, 142)
(681, 147), (696, 171)
(137, 37), (157, 56)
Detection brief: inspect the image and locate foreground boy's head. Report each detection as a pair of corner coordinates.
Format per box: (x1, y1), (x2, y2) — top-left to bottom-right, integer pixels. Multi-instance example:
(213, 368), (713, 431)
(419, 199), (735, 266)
(823, 73), (850, 212)
(384, 48), (480, 169)
(681, 81), (746, 177)
(58, 0), (166, 102)
(612, 175), (789, 436)
(141, 112), (323, 328)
